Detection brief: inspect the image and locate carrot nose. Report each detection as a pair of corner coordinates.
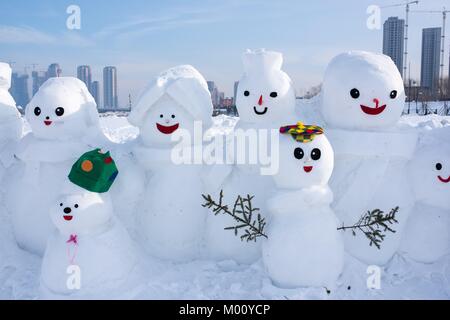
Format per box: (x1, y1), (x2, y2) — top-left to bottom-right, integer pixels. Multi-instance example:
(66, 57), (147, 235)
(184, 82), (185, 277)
(373, 98), (379, 107)
(258, 95), (263, 106)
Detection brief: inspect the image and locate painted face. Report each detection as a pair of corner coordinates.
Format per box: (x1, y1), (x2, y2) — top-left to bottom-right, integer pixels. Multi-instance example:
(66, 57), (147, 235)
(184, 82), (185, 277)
(51, 192), (112, 236)
(274, 134), (334, 189)
(25, 88), (90, 140)
(139, 94), (194, 147)
(321, 51), (404, 130)
(409, 145), (450, 209)
(236, 50), (296, 127)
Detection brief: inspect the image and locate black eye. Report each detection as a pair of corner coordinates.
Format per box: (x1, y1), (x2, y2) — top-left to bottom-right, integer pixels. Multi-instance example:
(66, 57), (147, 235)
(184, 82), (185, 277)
(74, 204), (79, 208)
(160, 114), (163, 118)
(34, 107), (41, 116)
(60, 203), (63, 207)
(270, 92), (278, 98)
(55, 107), (64, 116)
(390, 90), (397, 99)
(436, 163), (442, 171)
(350, 88), (360, 99)
(311, 148), (321, 161)
(294, 147), (304, 160)
(244, 91), (250, 97)
(171, 115), (175, 119)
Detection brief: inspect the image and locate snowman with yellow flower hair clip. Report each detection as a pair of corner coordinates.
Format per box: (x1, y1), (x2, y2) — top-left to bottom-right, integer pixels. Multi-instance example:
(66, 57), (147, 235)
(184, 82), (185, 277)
(262, 122), (344, 288)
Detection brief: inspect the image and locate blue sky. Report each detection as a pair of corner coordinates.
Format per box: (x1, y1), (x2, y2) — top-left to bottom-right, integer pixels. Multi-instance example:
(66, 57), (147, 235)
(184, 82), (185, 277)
(0, 0), (448, 106)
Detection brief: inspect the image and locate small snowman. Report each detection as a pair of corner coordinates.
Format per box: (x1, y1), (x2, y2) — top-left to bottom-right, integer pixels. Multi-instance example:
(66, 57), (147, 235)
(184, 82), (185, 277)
(5, 77), (106, 255)
(125, 65), (213, 262)
(262, 122), (344, 288)
(320, 51), (417, 265)
(40, 149), (139, 299)
(205, 49), (297, 264)
(400, 143), (450, 263)
(0, 62), (22, 205)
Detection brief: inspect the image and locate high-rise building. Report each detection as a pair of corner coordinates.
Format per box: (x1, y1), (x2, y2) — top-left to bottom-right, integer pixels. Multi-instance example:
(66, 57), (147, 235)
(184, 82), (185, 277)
(420, 27), (441, 95)
(448, 45), (450, 98)
(31, 71), (46, 96)
(47, 63), (62, 78)
(207, 81), (220, 107)
(77, 65), (92, 91)
(10, 73), (30, 108)
(233, 81), (239, 106)
(91, 81), (100, 107)
(103, 66), (118, 109)
(383, 17), (405, 76)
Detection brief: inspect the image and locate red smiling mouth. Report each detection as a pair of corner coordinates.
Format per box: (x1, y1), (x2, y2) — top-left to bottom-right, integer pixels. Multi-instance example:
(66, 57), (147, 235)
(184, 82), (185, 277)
(63, 215), (73, 221)
(360, 98), (386, 116)
(44, 120), (52, 126)
(303, 166), (313, 173)
(438, 175), (450, 183)
(156, 123), (179, 134)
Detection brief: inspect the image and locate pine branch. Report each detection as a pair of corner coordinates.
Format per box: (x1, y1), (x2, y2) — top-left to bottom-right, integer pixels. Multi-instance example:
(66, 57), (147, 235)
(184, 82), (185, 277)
(202, 190), (268, 242)
(337, 207), (399, 249)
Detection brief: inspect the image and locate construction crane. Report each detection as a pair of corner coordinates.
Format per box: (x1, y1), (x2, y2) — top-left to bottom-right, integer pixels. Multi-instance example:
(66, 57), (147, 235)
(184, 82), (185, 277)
(411, 8), (449, 99)
(381, 1), (419, 80)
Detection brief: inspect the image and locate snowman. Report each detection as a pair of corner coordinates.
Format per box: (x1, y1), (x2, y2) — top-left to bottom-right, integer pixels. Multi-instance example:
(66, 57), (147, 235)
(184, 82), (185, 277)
(40, 149), (139, 299)
(5, 77), (106, 255)
(204, 49), (297, 264)
(262, 122), (344, 288)
(0, 63), (22, 203)
(126, 65), (213, 262)
(400, 142), (450, 263)
(319, 51), (417, 265)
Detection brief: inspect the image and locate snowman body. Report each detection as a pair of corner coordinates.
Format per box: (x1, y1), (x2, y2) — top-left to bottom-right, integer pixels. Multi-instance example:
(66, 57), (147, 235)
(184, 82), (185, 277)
(400, 145), (450, 263)
(127, 65), (213, 262)
(320, 51), (417, 265)
(0, 63), (23, 211)
(5, 77), (104, 255)
(263, 131), (343, 288)
(40, 191), (138, 298)
(205, 49), (296, 264)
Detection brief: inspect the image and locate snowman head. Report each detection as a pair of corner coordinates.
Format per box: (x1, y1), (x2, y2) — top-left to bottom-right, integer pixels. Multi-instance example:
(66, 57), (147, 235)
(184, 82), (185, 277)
(274, 122), (334, 189)
(51, 189), (113, 236)
(138, 94), (195, 147)
(128, 65), (213, 147)
(25, 77), (99, 140)
(321, 51), (404, 130)
(0, 62), (12, 90)
(236, 49), (296, 127)
(409, 144), (450, 210)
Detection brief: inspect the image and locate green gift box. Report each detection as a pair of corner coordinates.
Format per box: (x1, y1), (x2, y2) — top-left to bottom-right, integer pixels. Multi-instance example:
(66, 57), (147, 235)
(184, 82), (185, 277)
(68, 148), (119, 193)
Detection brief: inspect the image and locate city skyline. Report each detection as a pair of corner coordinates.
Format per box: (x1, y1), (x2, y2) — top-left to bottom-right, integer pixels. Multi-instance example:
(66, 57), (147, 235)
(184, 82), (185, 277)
(2, 0), (450, 105)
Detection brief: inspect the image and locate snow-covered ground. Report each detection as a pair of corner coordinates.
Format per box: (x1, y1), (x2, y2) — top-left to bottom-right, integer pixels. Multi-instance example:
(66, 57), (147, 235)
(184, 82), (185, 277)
(1, 113), (449, 300)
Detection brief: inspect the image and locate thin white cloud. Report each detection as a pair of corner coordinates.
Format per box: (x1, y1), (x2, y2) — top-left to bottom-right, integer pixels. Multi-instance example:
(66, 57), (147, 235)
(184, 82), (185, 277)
(61, 31), (95, 47)
(0, 25), (55, 44)
(93, 3), (237, 40)
(0, 25), (95, 48)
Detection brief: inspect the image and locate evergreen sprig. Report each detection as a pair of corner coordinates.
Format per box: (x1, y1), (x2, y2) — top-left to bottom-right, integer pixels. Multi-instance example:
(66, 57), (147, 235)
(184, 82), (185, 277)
(337, 207), (399, 249)
(202, 190), (268, 242)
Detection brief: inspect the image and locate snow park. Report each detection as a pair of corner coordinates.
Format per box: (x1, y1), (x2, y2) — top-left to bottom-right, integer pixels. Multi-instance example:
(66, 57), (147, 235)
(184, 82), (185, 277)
(0, 0), (449, 308)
